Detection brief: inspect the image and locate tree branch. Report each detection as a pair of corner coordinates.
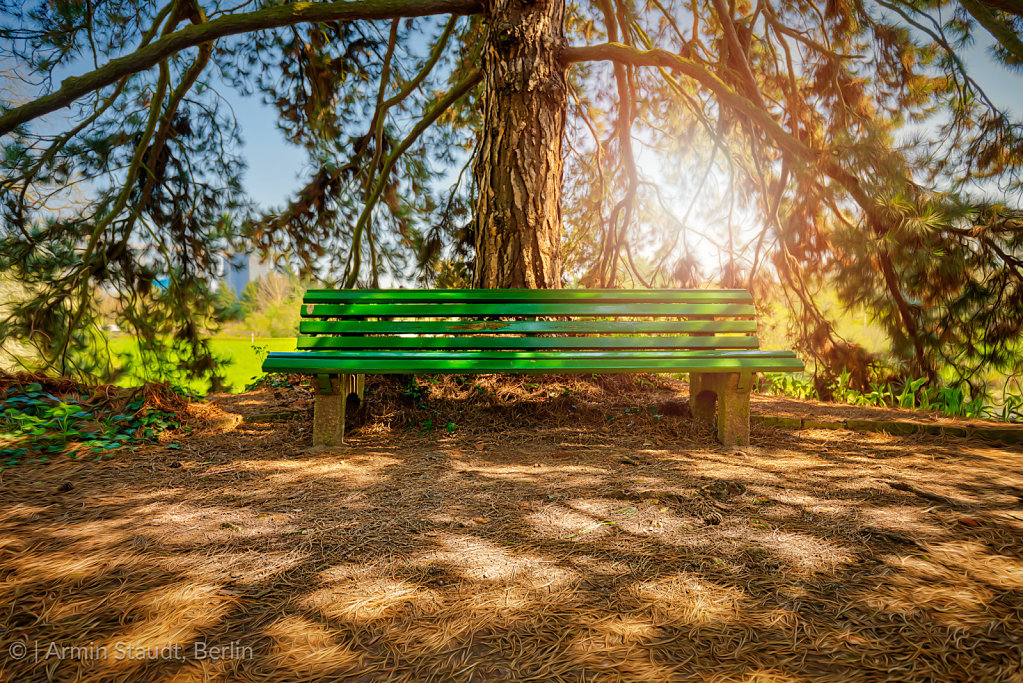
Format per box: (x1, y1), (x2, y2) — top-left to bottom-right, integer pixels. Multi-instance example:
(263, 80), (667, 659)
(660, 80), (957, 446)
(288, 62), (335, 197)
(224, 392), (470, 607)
(708, 0), (767, 110)
(383, 14), (458, 111)
(343, 68), (482, 287)
(564, 43), (876, 214)
(565, 41), (936, 375)
(960, 0), (1023, 66)
(0, 0), (483, 136)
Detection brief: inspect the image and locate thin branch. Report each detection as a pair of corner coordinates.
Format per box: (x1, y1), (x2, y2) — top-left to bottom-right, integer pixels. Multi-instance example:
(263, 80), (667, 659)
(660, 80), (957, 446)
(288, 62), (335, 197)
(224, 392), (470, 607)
(959, 0), (1023, 65)
(708, 0), (767, 110)
(0, 0), (483, 136)
(343, 68), (482, 287)
(382, 15), (458, 110)
(364, 19), (400, 185)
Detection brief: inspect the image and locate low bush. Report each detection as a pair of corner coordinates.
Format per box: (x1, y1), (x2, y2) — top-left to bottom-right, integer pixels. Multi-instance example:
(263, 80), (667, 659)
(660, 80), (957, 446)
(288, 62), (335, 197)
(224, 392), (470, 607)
(0, 375), (193, 469)
(759, 370), (1021, 422)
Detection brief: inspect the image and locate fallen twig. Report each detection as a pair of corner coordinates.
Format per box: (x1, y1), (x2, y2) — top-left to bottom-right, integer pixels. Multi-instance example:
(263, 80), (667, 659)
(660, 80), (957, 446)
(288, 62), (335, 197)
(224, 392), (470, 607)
(884, 480), (972, 509)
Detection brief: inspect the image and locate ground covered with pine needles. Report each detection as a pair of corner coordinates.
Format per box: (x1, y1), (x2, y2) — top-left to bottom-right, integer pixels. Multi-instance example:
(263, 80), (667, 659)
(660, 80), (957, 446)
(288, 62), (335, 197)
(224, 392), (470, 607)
(1, 375), (1022, 682)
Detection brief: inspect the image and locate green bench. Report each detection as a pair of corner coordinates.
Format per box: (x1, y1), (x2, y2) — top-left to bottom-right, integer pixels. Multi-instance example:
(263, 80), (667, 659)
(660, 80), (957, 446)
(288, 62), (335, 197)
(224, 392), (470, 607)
(262, 289), (803, 447)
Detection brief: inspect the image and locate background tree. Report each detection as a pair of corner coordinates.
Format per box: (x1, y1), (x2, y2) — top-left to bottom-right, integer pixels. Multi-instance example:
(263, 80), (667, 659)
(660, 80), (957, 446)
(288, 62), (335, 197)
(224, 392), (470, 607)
(0, 0), (1020, 393)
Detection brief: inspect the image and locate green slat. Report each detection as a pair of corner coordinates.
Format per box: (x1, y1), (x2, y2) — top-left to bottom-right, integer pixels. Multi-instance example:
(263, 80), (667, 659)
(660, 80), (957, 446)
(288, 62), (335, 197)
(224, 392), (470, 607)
(299, 319), (757, 335)
(304, 288), (753, 304)
(272, 288), (807, 378)
(302, 302), (754, 318)
(273, 350), (796, 361)
(263, 353), (804, 375)
(297, 335), (760, 350)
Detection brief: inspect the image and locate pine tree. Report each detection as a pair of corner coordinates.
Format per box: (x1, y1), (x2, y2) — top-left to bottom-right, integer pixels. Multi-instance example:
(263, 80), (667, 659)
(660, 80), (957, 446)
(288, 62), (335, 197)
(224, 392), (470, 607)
(0, 0), (1020, 390)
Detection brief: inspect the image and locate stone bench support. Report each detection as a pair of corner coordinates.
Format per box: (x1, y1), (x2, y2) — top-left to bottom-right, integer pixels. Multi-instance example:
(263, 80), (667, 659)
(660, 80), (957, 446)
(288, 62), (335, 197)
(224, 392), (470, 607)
(313, 374), (365, 446)
(690, 372), (753, 447)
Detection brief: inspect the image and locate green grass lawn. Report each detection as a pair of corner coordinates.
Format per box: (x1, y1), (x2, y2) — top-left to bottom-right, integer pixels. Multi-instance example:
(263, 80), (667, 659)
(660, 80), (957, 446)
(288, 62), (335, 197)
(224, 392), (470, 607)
(107, 337), (297, 395)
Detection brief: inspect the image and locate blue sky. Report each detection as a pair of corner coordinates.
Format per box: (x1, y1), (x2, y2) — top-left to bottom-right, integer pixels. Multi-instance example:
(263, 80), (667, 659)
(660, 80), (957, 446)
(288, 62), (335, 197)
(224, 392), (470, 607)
(958, 41), (1023, 119)
(231, 93), (307, 209)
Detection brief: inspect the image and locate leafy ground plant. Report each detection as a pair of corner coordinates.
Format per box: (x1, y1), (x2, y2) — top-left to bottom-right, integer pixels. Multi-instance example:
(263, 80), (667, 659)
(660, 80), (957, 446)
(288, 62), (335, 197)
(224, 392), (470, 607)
(759, 371), (1022, 423)
(0, 375), (192, 469)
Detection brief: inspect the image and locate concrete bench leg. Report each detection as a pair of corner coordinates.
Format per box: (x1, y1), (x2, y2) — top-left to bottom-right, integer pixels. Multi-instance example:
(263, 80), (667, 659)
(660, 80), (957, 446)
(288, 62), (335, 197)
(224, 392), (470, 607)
(689, 372), (752, 447)
(312, 374), (365, 446)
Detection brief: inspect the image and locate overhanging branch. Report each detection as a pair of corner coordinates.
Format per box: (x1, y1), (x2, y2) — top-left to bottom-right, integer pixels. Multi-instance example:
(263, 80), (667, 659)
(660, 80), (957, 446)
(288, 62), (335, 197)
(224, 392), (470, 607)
(564, 43), (882, 218)
(343, 68), (482, 287)
(564, 43), (808, 161)
(959, 0), (1023, 66)
(565, 41), (935, 375)
(0, 0), (483, 136)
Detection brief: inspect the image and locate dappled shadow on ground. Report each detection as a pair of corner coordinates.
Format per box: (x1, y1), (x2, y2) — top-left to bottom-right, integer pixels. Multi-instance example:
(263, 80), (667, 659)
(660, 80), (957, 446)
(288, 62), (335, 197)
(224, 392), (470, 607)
(1, 386), (1022, 682)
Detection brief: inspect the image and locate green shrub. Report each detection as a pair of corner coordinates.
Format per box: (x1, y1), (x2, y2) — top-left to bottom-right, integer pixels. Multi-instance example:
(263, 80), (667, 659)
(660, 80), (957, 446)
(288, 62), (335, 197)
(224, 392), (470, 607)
(759, 373), (816, 400)
(756, 371), (1019, 422)
(0, 380), (188, 469)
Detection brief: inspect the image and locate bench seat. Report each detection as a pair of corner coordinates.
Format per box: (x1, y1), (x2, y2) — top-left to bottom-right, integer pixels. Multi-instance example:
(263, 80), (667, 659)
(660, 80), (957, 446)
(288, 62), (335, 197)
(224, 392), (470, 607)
(263, 349), (804, 374)
(262, 288), (804, 447)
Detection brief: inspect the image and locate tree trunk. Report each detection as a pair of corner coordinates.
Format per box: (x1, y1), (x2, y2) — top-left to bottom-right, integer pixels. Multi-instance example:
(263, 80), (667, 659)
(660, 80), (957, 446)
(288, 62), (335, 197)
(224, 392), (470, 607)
(471, 0), (567, 288)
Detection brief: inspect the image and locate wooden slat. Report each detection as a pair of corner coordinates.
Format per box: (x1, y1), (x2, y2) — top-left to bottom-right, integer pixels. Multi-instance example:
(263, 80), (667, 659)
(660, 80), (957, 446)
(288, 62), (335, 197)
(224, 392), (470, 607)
(276, 350), (795, 360)
(304, 288), (753, 304)
(302, 302), (755, 318)
(297, 335), (760, 350)
(269, 288), (808, 378)
(263, 352), (804, 374)
(298, 319), (758, 335)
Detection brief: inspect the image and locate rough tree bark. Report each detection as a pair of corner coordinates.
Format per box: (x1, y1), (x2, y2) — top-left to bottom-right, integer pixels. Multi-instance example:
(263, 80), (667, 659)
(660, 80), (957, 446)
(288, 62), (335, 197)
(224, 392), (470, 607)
(471, 0), (567, 288)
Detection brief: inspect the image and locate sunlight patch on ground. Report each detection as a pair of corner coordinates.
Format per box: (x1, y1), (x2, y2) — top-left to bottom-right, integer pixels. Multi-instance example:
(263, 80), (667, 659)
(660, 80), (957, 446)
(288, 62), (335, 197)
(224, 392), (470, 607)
(31, 516), (138, 548)
(855, 504), (945, 537)
(567, 497), (691, 537)
(184, 549), (304, 585)
(305, 578), (432, 622)
(561, 613), (678, 680)
(415, 531), (576, 580)
(2, 548), (148, 587)
(924, 541), (1023, 588)
(254, 453), (402, 488)
(627, 573), (751, 626)
(262, 614), (362, 674)
(93, 583), (236, 678)
(446, 456), (609, 484)
(526, 504), (618, 541)
(414, 533), (579, 587)
(686, 457), (788, 484)
(125, 502), (288, 546)
(737, 529), (857, 574)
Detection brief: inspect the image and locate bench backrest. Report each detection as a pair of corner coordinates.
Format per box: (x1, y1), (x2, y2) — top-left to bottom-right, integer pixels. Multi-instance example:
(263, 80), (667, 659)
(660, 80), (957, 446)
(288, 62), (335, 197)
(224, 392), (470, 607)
(297, 289), (759, 351)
